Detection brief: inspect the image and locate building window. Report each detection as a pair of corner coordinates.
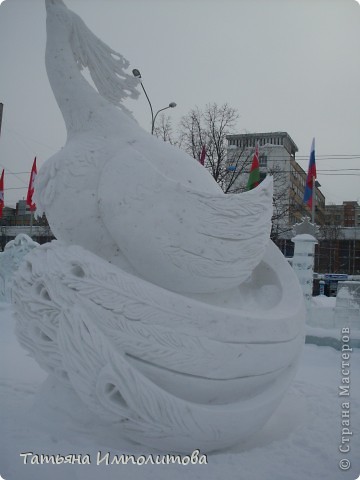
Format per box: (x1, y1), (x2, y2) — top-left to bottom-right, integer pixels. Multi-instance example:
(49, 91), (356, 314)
(259, 154), (267, 167)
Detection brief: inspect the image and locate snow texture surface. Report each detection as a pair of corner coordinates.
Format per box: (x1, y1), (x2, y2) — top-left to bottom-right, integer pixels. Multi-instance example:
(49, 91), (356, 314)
(1, 303), (360, 480)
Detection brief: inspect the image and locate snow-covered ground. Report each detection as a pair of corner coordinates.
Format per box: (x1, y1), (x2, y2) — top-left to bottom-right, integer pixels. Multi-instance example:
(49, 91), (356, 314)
(1, 301), (359, 480)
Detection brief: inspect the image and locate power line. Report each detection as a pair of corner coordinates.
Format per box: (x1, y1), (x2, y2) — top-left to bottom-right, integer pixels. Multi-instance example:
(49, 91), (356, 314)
(0, 164), (28, 186)
(229, 156), (360, 162)
(0, 171), (29, 175)
(3, 124), (58, 151)
(317, 173), (360, 176)
(297, 154), (360, 158)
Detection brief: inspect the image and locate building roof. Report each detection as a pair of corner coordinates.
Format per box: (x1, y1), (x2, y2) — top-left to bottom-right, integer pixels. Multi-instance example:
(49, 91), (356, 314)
(226, 131), (298, 156)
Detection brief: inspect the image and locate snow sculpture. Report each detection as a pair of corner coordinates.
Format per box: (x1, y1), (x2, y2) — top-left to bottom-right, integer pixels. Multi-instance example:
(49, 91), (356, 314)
(12, 0), (306, 453)
(0, 234), (39, 302)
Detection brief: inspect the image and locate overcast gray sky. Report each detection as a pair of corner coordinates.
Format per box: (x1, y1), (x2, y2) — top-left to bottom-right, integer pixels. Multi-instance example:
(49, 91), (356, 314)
(0, 0), (359, 208)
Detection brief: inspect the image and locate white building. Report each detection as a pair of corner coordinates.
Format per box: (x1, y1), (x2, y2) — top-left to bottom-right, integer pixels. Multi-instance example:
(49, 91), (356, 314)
(226, 132), (325, 238)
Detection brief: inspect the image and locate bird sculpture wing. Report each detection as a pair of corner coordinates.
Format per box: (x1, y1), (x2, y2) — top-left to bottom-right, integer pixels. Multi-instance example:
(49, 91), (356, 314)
(98, 145), (273, 293)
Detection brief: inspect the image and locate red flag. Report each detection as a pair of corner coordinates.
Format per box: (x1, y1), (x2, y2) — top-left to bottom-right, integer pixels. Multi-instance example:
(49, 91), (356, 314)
(199, 145), (206, 166)
(27, 157), (37, 212)
(0, 169), (4, 218)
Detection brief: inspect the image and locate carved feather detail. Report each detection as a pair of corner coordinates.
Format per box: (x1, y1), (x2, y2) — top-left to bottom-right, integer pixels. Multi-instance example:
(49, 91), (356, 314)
(13, 241), (304, 450)
(68, 3), (140, 108)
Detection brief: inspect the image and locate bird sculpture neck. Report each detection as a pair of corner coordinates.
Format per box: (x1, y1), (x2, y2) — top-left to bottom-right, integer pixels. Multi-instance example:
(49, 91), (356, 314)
(45, 19), (104, 139)
(46, 5), (127, 142)
(45, 0), (140, 142)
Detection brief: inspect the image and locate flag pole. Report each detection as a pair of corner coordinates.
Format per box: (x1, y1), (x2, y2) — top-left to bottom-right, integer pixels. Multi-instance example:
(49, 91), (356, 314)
(311, 175), (316, 224)
(30, 210), (33, 237)
(26, 157), (37, 237)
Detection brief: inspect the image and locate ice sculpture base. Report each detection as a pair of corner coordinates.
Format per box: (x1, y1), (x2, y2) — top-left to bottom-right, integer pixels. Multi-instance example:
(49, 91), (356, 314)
(12, 240), (305, 452)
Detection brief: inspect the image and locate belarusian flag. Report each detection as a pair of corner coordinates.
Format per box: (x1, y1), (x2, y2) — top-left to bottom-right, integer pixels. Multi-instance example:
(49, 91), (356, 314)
(0, 169), (4, 218)
(247, 144), (260, 190)
(27, 157), (37, 212)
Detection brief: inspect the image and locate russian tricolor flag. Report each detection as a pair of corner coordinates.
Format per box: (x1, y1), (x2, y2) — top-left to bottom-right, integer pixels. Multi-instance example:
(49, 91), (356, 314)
(303, 138), (316, 208)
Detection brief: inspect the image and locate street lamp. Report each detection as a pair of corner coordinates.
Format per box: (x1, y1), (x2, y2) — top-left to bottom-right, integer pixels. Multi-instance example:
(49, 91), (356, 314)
(132, 69), (176, 135)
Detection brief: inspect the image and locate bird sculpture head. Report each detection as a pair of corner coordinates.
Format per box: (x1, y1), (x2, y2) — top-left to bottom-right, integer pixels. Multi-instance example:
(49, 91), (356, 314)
(45, 0), (140, 113)
(45, 0), (73, 32)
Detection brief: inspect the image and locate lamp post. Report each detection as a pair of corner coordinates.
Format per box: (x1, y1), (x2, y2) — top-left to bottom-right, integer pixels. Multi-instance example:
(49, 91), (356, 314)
(132, 69), (176, 135)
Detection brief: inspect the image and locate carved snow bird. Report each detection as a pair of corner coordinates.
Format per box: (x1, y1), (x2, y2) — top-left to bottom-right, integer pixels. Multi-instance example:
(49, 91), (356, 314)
(36, 0), (273, 293)
(13, 0), (305, 454)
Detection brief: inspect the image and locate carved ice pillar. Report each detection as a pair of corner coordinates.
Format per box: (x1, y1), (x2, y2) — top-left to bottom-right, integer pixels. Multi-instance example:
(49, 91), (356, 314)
(291, 218), (319, 308)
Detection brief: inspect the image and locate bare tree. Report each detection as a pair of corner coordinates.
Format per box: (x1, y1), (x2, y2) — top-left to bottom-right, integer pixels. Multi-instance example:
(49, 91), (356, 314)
(153, 114), (181, 147)
(179, 103), (252, 193)
(154, 103), (255, 193)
